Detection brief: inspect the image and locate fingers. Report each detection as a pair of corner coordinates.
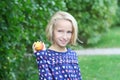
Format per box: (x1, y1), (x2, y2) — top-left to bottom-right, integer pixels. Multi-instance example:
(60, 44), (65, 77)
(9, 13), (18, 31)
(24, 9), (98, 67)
(32, 42), (37, 53)
(42, 42), (46, 50)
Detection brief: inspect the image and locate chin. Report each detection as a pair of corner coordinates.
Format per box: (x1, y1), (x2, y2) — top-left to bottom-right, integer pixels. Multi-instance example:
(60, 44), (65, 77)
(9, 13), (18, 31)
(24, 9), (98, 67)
(59, 44), (67, 47)
(58, 42), (68, 47)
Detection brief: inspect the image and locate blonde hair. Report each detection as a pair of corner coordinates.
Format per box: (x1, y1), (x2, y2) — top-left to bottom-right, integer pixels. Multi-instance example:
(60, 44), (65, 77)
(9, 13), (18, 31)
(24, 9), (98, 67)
(46, 11), (78, 45)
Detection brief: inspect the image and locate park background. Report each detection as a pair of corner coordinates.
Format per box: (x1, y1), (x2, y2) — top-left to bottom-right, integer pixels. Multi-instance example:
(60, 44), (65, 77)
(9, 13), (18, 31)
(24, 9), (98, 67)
(0, 0), (120, 80)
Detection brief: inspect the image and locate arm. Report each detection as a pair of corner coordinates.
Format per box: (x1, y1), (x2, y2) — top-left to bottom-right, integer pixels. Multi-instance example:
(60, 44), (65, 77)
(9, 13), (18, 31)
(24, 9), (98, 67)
(33, 41), (53, 79)
(34, 51), (53, 80)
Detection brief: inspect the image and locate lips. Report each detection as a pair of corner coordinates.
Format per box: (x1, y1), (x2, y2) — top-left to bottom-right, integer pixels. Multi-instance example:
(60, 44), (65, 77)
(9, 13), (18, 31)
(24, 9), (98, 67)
(60, 40), (68, 45)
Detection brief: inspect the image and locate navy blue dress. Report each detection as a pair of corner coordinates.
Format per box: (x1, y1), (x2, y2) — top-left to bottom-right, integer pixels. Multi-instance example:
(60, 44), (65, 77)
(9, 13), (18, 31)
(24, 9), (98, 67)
(34, 48), (82, 80)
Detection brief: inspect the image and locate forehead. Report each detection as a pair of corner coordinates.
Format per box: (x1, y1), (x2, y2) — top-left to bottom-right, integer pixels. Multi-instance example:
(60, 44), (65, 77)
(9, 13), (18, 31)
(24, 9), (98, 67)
(54, 19), (73, 30)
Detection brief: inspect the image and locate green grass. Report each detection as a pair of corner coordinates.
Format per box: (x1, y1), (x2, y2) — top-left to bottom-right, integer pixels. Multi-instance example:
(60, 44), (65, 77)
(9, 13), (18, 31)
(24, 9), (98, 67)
(93, 27), (120, 48)
(77, 27), (120, 80)
(78, 55), (120, 80)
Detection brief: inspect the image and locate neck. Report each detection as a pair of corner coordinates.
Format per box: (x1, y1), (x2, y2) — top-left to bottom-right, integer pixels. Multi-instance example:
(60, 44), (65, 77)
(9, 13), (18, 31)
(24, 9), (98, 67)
(49, 44), (67, 52)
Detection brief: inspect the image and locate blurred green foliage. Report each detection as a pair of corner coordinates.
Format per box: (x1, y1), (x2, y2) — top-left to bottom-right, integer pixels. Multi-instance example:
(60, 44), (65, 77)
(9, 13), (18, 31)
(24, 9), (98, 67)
(114, 0), (120, 25)
(0, 0), (66, 80)
(0, 0), (120, 80)
(65, 0), (118, 45)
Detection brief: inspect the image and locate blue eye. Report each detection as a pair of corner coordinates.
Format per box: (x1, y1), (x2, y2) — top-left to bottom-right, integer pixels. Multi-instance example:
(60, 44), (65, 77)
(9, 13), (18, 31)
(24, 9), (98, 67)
(58, 30), (63, 32)
(67, 31), (72, 33)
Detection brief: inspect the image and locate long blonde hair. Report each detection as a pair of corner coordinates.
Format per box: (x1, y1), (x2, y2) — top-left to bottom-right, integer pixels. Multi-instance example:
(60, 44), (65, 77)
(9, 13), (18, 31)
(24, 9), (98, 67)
(46, 11), (78, 45)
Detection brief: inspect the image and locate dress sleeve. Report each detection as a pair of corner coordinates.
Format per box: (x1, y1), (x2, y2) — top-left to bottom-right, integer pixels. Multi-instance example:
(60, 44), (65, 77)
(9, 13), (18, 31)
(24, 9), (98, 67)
(34, 50), (53, 80)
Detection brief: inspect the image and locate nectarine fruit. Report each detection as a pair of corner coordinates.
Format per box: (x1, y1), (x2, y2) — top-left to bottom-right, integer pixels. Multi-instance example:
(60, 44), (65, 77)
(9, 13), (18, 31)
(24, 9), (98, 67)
(34, 41), (44, 51)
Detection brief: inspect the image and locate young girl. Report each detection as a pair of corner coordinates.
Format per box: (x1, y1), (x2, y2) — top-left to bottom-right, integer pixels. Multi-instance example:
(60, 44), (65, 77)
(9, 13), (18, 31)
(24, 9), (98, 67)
(33, 11), (82, 80)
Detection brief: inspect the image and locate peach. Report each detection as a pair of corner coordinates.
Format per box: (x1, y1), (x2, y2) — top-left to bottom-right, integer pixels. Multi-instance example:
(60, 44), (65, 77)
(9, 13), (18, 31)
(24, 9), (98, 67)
(34, 41), (44, 51)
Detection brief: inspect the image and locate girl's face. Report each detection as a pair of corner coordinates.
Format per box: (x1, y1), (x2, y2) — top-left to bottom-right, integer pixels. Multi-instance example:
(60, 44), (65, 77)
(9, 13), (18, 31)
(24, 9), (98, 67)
(53, 19), (73, 48)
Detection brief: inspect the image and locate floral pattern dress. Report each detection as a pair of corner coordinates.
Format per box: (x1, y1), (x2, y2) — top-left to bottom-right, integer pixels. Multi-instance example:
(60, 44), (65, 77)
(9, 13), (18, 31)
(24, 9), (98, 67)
(34, 48), (82, 80)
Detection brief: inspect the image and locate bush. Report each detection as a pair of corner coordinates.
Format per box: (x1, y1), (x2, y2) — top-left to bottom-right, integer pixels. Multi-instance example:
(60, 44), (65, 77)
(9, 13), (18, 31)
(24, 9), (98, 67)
(65, 0), (118, 46)
(114, 0), (120, 26)
(0, 0), (66, 80)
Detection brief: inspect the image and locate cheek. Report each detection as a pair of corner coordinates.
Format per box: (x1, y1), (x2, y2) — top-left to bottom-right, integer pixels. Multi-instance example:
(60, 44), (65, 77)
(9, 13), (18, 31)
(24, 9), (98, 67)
(68, 34), (72, 39)
(69, 34), (73, 42)
(53, 31), (61, 39)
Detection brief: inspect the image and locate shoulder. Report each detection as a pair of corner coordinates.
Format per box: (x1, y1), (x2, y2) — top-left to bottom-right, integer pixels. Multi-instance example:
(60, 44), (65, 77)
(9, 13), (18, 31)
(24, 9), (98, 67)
(67, 48), (76, 53)
(67, 48), (77, 56)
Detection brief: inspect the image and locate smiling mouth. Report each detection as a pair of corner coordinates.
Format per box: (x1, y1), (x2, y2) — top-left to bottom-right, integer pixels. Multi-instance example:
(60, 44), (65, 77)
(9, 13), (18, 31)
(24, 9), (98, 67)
(60, 40), (68, 44)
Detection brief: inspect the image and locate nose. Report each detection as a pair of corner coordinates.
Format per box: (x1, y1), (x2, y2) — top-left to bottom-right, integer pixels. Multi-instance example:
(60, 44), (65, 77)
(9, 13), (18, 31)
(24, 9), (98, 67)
(63, 32), (67, 40)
